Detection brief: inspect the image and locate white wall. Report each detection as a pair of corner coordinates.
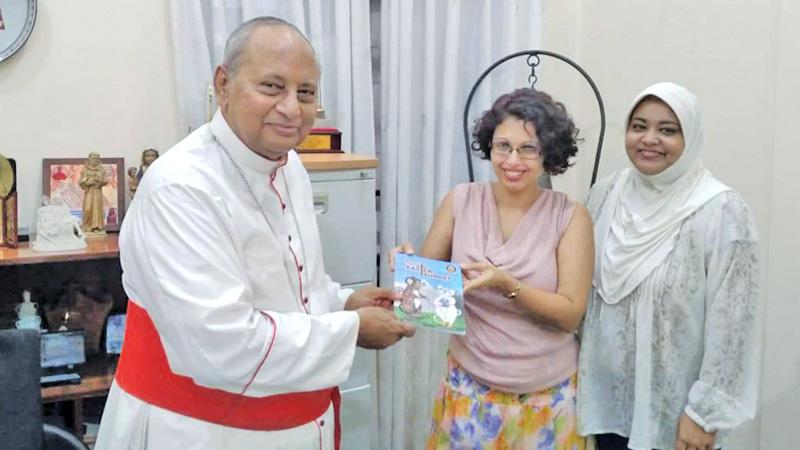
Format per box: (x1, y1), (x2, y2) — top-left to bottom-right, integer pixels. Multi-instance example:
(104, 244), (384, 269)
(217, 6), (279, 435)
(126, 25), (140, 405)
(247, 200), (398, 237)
(0, 0), (181, 233)
(543, 1), (800, 449)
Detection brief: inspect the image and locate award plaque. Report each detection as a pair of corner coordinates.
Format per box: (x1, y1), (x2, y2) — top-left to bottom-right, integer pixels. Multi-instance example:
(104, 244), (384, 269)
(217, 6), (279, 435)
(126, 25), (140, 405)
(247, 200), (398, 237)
(0, 154), (18, 248)
(105, 313), (126, 354)
(41, 330), (86, 369)
(296, 128), (343, 153)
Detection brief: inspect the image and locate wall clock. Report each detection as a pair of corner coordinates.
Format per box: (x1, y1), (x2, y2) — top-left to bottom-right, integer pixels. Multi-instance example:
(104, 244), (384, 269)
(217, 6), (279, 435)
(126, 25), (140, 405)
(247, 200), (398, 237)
(0, 0), (37, 63)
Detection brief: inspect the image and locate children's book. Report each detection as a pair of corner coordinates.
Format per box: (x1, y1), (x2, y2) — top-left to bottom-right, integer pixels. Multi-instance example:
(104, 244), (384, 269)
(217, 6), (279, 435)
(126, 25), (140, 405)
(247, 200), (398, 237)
(393, 253), (466, 335)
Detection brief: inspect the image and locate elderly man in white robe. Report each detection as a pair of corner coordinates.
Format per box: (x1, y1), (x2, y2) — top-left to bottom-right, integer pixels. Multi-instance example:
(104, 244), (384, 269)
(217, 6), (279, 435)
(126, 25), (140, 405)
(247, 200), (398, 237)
(95, 17), (415, 450)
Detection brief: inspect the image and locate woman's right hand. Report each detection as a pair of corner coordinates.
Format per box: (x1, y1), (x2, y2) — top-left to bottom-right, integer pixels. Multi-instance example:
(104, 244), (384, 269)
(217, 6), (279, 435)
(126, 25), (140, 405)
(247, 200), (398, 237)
(388, 243), (415, 271)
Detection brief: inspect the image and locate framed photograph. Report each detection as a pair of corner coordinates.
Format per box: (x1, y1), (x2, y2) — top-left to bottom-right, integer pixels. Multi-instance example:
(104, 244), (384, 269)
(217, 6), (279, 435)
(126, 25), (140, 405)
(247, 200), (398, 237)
(42, 158), (125, 232)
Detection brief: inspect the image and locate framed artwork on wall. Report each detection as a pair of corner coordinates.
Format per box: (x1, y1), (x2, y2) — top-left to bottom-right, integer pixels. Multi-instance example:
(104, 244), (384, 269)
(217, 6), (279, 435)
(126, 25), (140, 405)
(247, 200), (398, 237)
(42, 158), (125, 232)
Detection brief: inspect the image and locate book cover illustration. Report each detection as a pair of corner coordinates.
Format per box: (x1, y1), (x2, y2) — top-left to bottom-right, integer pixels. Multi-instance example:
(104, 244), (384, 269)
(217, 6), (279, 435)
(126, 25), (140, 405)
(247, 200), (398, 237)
(393, 253), (466, 335)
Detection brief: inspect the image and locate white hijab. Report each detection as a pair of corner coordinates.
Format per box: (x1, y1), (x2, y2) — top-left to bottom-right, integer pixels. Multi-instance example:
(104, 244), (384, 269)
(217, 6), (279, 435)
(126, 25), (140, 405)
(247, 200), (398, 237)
(593, 82), (730, 304)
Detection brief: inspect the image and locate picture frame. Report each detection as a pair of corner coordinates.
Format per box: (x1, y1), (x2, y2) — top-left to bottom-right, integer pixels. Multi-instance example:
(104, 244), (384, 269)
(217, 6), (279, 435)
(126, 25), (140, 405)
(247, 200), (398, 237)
(42, 158), (125, 232)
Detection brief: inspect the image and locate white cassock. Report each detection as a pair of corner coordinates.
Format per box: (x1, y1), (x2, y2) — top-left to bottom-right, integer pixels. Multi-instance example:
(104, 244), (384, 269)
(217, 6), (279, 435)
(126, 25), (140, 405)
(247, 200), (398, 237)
(95, 111), (359, 450)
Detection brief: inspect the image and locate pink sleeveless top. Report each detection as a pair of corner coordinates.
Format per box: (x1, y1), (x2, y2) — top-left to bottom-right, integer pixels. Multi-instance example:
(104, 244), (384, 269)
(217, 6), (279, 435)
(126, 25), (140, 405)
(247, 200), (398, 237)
(448, 183), (578, 393)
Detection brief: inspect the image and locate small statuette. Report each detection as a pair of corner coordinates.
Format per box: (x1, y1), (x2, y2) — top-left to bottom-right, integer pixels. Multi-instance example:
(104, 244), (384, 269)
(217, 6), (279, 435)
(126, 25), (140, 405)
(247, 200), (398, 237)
(127, 167), (139, 198)
(79, 152), (108, 236)
(32, 203), (87, 252)
(15, 290), (42, 330)
(128, 148), (159, 199)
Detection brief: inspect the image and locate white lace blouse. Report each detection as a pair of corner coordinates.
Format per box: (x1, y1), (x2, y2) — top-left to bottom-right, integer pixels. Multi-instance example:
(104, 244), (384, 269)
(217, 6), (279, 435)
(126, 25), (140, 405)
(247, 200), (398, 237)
(577, 173), (760, 450)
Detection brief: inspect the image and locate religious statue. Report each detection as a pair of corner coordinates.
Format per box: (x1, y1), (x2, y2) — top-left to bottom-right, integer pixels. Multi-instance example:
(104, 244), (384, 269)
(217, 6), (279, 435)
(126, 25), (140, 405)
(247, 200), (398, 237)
(15, 290), (42, 330)
(127, 167), (139, 198)
(136, 148), (159, 182)
(128, 148), (158, 198)
(78, 152), (108, 234)
(32, 202), (87, 252)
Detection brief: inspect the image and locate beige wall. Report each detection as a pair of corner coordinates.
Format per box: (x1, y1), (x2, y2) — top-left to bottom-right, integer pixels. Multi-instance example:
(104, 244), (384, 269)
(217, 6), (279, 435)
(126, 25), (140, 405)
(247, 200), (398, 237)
(0, 0), (181, 232)
(543, 1), (800, 449)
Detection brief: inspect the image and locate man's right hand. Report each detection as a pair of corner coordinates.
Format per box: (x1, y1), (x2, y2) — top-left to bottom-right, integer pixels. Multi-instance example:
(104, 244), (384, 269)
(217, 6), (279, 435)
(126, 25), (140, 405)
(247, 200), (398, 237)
(356, 306), (416, 349)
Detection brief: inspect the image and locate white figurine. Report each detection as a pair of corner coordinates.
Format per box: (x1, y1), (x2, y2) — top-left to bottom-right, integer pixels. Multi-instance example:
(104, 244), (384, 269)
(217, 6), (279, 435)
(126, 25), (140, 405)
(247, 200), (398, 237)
(15, 290), (42, 330)
(33, 203), (87, 252)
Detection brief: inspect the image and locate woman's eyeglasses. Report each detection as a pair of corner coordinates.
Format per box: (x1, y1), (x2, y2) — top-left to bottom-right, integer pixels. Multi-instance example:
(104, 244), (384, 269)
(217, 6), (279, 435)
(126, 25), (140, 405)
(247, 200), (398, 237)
(490, 141), (542, 160)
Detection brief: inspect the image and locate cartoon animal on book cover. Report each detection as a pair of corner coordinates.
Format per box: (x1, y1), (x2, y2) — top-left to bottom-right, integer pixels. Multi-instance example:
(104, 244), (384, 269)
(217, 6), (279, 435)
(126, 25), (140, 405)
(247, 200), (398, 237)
(400, 276), (424, 317)
(433, 287), (460, 328)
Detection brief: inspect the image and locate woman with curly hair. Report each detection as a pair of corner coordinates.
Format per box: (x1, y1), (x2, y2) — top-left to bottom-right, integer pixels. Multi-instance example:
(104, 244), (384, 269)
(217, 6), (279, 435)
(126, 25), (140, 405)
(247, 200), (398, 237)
(393, 88), (594, 449)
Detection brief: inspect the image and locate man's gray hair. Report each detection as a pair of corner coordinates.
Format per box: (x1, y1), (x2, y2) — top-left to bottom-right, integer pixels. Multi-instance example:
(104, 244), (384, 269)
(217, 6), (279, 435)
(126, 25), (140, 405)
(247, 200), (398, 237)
(222, 16), (318, 74)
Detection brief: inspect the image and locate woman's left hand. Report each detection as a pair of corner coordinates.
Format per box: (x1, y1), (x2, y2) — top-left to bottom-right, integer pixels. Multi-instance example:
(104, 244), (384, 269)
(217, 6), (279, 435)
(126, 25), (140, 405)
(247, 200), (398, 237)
(675, 413), (715, 450)
(461, 260), (514, 294)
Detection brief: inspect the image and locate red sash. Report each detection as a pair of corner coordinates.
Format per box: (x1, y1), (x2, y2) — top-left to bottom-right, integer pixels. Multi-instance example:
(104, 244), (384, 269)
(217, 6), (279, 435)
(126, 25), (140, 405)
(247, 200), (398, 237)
(115, 300), (341, 447)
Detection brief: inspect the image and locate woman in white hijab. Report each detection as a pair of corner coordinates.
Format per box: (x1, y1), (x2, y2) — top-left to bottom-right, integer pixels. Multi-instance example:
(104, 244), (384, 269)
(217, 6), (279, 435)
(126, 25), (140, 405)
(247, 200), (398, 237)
(577, 82), (760, 450)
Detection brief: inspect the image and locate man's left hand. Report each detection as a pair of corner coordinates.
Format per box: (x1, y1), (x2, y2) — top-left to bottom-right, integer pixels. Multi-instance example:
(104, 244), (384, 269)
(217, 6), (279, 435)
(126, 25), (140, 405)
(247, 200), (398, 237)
(345, 287), (398, 311)
(675, 413), (715, 450)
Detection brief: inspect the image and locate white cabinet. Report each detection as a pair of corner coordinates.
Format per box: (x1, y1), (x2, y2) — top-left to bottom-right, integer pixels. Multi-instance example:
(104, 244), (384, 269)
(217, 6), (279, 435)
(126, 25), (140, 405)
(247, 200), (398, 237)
(310, 168), (377, 285)
(309, 167), (377, 450)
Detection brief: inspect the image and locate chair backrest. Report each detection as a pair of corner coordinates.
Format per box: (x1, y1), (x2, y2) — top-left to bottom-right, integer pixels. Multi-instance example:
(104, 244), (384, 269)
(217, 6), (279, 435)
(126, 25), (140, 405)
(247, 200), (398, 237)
(43, 424), (89, 450)
(462, 50), (606, 187)
(0, 328), (43, 450)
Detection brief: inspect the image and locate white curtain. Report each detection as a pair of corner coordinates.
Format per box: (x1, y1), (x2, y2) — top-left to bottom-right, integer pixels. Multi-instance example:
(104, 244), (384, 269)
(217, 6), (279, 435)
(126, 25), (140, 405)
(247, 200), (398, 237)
(167, 0), (375, 155)
(377, 1), (542, 448)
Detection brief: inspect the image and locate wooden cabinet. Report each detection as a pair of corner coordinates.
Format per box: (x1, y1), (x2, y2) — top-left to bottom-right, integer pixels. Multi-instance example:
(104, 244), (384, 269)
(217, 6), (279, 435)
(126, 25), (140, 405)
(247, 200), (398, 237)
(0, 235), (122, 446)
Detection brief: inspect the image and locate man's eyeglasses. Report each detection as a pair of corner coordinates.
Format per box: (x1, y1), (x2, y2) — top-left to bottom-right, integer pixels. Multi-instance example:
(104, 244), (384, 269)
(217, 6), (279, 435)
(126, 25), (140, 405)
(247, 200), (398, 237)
(490, 141), (542, 160)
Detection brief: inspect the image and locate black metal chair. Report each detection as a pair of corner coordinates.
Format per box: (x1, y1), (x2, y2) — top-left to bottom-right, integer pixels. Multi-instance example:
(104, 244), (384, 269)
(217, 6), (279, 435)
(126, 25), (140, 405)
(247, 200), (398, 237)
(0, 329), (88, 450)
(462, 50), (606, 188)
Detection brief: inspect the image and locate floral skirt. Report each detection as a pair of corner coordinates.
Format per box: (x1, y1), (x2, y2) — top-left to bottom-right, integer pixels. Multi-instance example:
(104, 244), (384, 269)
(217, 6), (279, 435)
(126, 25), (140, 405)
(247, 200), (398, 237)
(426, 357), (585, 450)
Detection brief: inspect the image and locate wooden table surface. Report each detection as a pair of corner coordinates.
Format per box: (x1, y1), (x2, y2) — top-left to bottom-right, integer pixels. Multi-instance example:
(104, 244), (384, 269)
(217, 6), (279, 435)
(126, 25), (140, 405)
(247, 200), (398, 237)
(299, 153), (378, 171)
(41, 373), (115, 402)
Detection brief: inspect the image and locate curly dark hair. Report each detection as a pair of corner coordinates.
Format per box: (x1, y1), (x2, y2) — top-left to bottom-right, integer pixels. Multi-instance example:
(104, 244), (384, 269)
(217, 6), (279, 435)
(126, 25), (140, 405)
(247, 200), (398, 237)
(471, 88), (580, 175)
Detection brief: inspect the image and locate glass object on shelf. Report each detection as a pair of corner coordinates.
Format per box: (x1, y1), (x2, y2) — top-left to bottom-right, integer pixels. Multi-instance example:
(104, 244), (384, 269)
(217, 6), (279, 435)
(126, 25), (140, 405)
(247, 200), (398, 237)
(15, 290), (42, 330)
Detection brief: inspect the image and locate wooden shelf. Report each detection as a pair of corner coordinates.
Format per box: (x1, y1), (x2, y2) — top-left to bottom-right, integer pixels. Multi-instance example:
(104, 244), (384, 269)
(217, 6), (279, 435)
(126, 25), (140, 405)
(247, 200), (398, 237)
(42, 357), (117, 446)
(0, 234), (119, 266)
(42, 373), (114, 403)
(299, 153), (378, 171)
(42, 373), (113, 446)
